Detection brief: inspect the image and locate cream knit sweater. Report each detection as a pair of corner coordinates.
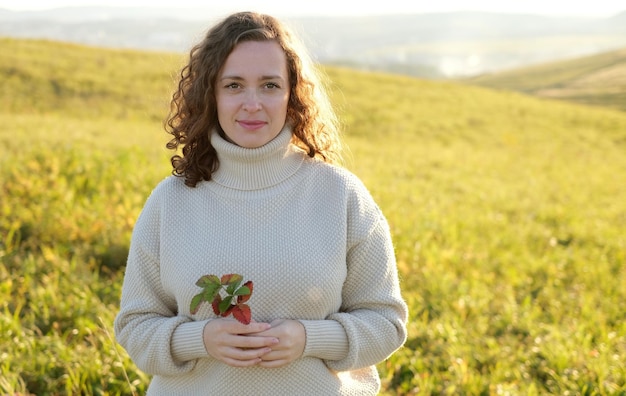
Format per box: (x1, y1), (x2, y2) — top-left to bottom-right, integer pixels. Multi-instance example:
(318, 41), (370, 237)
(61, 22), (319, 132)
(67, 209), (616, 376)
(114, 127), (408, 395)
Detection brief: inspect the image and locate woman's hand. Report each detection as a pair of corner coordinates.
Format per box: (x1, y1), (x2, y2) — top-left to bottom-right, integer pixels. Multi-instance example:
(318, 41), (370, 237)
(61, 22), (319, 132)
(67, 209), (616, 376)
(251, 319), (306, 368)
(202, 319), (278, 367)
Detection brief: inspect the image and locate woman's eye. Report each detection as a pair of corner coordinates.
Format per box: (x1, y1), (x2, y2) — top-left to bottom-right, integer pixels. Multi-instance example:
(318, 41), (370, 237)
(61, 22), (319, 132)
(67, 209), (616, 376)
(264, 82), (280, 89)
(225, 82), (240, 89)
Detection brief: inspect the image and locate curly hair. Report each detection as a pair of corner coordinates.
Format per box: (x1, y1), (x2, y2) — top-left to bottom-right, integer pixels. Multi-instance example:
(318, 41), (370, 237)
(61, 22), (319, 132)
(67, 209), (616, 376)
(165, 11), (343, 187)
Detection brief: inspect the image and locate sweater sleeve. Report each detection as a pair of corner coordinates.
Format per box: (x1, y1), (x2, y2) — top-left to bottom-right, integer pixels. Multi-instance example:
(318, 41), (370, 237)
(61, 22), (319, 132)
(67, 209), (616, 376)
(113, 186), (209, 376)
(300, 177), (408, 371)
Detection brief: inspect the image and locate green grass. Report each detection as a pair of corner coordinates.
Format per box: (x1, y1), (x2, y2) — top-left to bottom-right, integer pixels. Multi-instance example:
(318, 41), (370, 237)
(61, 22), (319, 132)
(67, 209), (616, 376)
(1, 38), (626, 395)
(463, 46), (626, 112)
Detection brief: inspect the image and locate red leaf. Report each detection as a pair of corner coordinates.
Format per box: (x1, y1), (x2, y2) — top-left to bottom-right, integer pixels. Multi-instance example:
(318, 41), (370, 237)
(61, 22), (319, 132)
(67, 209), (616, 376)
(211, 294), (222, 316)
(231, 304), (252, 325)
(237, 280), (254, 303)
(196, 274), (220, 288)
(221, 273), (242, 285)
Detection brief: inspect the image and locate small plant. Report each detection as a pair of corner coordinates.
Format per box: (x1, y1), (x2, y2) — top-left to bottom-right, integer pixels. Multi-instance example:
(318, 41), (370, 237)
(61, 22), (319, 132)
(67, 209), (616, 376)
(190, 273), (254, 325)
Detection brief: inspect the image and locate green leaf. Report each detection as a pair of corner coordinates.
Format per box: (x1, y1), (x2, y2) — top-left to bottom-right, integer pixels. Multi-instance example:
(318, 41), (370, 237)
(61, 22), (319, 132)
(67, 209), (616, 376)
(189, 293), (204, 314)
(219, 295), (234, 314)
(237, 281), (253, 304)
(202, 282), (221, 302)
(226, 279), (243, 295)
(234, 285), (250, 296)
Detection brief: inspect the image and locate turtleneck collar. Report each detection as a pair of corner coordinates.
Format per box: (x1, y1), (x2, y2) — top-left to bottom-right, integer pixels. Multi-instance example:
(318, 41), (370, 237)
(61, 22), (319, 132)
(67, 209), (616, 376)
(210, 126), (304, 191)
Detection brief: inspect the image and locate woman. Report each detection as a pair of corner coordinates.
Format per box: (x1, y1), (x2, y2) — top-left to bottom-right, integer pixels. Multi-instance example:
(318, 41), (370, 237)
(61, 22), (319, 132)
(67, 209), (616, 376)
(114, 11), (408, 395)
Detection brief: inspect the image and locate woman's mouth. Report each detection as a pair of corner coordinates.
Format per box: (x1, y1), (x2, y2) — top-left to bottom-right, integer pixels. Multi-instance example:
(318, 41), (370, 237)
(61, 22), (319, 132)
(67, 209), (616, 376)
(238, 120), (267, 130)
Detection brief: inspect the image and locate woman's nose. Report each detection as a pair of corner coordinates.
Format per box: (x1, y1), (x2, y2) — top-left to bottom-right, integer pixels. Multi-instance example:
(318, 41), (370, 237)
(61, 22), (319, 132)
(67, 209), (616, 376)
(242, 90), (262, 112)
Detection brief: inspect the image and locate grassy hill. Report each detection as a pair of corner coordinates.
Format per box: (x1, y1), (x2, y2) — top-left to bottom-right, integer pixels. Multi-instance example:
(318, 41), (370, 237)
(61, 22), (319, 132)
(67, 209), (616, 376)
(464, 46), (626, 112)
(0, 37), (181, 119)
(1, 37), (625, 395)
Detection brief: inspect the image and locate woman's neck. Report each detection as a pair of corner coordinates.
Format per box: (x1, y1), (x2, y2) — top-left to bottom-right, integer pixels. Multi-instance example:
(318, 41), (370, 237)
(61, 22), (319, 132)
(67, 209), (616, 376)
(209, 126), (304, 191)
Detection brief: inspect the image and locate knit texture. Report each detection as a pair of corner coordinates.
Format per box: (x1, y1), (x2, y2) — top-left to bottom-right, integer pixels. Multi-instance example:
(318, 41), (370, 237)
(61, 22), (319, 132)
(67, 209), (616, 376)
(114, 127), (408, 395)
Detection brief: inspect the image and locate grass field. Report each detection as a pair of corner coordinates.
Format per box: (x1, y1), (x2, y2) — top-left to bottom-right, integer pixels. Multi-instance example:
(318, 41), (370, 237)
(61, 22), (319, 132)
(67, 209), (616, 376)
(1, 38), (625, 395)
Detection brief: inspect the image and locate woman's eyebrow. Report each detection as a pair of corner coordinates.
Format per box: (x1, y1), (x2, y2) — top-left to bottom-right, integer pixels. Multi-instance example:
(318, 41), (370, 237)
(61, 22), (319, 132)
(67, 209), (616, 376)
(219, 75), (285, 81)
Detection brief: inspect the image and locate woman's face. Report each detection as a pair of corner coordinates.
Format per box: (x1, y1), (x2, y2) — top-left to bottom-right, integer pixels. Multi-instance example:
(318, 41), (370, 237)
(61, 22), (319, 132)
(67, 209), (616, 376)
(216, 40), (290, 148)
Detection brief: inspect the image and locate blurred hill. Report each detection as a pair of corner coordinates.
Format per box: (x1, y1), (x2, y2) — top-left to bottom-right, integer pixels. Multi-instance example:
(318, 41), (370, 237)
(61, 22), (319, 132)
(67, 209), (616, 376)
(463, 46), (626, 112)
(1, 7), (625, 78)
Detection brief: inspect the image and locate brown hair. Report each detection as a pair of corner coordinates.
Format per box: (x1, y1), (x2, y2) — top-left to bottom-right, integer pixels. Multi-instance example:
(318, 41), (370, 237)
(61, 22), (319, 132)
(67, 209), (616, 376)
(165, 11), (342, 187)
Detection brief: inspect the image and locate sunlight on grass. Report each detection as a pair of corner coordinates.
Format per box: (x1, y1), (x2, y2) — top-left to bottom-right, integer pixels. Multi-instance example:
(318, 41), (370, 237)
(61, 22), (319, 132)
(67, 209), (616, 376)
(1, 38), (625, 395)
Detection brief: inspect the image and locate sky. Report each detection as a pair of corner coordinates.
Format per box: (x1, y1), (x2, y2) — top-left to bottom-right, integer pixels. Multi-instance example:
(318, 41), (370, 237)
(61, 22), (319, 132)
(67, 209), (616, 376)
(0, 0), (624, 18)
